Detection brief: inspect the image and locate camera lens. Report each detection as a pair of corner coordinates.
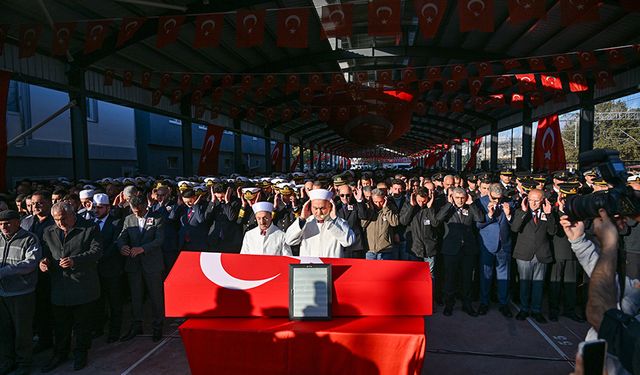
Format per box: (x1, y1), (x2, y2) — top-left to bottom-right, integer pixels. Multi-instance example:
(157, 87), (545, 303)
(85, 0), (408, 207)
(564, 192), (616, 222)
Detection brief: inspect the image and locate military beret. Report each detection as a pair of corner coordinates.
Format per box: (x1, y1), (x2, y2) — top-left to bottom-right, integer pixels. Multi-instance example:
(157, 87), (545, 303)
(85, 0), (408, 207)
(552, 170), (571, 180)
(332, 174), (347, 186)
(558, 182), (580, 195)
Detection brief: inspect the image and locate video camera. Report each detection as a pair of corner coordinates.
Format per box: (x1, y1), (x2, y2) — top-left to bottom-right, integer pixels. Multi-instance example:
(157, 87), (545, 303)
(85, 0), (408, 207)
(564, 149), (640, 221)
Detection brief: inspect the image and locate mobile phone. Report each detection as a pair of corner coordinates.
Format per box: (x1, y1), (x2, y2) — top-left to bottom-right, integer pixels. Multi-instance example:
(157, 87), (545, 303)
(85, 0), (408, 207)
(578, 339), (607, 375)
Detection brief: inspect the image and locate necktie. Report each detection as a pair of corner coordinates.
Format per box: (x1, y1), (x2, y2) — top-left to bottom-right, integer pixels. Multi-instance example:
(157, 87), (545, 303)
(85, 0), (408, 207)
(533, 211), (539, 225)
(260, 230), (267, 236)
(95, 219), (102, 230)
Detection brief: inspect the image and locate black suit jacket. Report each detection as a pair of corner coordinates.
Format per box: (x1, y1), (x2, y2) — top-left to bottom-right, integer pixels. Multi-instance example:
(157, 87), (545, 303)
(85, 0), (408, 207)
(433, 202), (484, 256)
(335, 200), (368, 252)
(116, 212), (165, 273)
(511, 208), (556, 263)
(95, 215), (124, 278)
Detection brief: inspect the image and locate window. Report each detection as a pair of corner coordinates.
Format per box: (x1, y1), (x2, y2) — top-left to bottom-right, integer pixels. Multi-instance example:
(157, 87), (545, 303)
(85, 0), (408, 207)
(169, 118), (182, 125)
(86, 98), (99, 122)
(198, 125), (207, 130)
(167, 156), (178, 169)
(7, 81), (20, 113)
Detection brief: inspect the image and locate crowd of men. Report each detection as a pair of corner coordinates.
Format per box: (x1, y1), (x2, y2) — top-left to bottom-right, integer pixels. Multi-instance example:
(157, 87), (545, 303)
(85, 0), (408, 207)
(0, 165), (639, 374)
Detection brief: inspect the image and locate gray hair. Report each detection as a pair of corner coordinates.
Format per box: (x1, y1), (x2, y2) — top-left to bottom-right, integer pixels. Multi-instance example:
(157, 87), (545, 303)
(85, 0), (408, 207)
(371, 188), (386, 197)
(123, 186), (138, 199)
(51, 202), (75, 216)
(489, 183), (504, 196)
(452, 187), (467, 196)
(362, 186), (373, 193)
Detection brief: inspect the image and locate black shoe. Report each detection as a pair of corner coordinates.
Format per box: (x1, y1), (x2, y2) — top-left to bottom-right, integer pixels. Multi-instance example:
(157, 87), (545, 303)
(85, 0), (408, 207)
(462, 305), (478, 317)
(549, 312), (559, 322)
(443, 305), (453, 316)
(515, 311), (529, 321)
(152, 329), (162, 342)
(73, 353), (87, 371)
(478, 304), (489, 315)
(562, 312), (586, 323)
(532, 313), (547, 324)
(41, 355), (67, 373)
(32, 342), (52, 354)
(499, 305), (513, 318)
(0, 363), (16, 375)
(120, 326), (143, 342)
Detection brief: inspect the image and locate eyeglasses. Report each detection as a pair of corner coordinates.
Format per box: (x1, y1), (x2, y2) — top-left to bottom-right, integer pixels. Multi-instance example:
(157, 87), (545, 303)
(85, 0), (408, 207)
(339, 194), (351, 197)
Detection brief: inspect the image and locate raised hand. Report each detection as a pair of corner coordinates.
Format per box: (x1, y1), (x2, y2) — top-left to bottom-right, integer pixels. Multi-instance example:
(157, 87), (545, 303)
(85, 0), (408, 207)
(502, 202), (511, 217)
(543, 199), (552, 214)
(487, 202), (496, 217)
(353, 187), (363, 202)
(520, 197), (529, 212)
(273, 192), (281, 210)
(330, 200), (337, 220)
(427, 192), (435, 208)
(410, 192), (417, 206)
(300, 200), (311, 220)
(225, 187), (232, 204)
(559, 215), (584, 241)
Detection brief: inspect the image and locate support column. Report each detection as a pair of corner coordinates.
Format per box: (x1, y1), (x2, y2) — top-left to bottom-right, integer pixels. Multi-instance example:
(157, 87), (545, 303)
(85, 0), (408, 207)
(579, 90), (595, 154)
(445, 149), (451, 169)
(309, 147), (314, 172)
(180, 100), (193, 176)
(298, 142), (304, 172)
(490, 121), (498, 171)
(284, 135), (291, 173)
(68, 69), (90, 180)
(264, 128), (272, 175)
(455, 143), (462, 171)
(521, 105), (533, 172)
(233, 119), (243, 173)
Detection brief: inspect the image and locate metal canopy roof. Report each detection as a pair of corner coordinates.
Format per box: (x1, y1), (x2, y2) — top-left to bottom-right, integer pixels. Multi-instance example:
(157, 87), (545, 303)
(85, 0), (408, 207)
(1, 0), (639, 158)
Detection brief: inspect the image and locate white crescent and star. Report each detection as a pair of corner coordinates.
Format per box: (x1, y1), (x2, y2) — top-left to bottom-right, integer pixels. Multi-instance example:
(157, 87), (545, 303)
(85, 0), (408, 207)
(243, 14), (258, 33)
(421, 3), (439, 23)
(200, 19), (216, 36)
(201, 134), (216, 162)
(56, 28), (70, 43)
(125, 21), (139, 33)
(90, 25), (104, 40)
(541, 127), (555, 160)
(285, 15), (301, 33)
(376, 6), (393, 24)
(163, 18), (177, 34)
(467, 0), (486, 16)
(329, 9), (345, 24)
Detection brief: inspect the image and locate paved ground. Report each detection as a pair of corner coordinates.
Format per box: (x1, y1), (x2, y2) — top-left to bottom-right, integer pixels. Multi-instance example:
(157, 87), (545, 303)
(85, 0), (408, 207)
(19, 300), (589, 375)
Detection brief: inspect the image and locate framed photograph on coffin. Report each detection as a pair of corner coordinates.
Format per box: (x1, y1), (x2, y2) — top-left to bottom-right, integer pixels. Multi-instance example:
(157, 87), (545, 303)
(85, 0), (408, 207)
(289, 264), (332, 320)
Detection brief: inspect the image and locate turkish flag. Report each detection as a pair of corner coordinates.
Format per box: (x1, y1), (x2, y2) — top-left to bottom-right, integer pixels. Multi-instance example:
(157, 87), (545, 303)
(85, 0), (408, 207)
(84, 20), (111, 54)
(419, 80), (434, 93)
(221, 74), (233, 87)
(475, 62), (493, 77)
(473, 96), (487, 111)
(277, 8), (309, 48)
(434, 101), (448, 113)
(332, 73), (346, 89)
(237, 10), (265, 48)
(540, 74), (562, 91)
(451, 64), (468, 80)
(577, 51), (598, 69)
(262, 74), (277, 90)
(0, 70), (9, 190)
(141, 71), (152, 89)
(533, 114), (565, 172)
(271, 142), (284, 172)
(528, 57), (546, 71)
(198, 124), (224, 175)
(443, 79), (460, 93)
(354, 71), (368, 84)
(116, 17), (145, 48)
(285, 74), (300, 94)
(194, 14), (224, 48)
(253, 85), (266, 100)
(290, 152), (300, 171)
(426, 67), (442, 80)
(568, 72), (588, 92)
(561, 0), (599, 25)
(377, 70), (393, 85)
(200, 74), (213, 90)
(122, 71), (133, 87)
(511, 93), (525, 108)
(451, 97), (465, 112)
(459, 0), (495, 32)
(194, 105), (206, 120)
(156, 15), (185, 48)
(233, 87), (246, 101)
(415, 0), (447, 39)
(103, 69), (114, 86)
(507, 0), (546, 23)
(299, 87), (313, 103)
(321, 4), (353, 39)
(503, 59), (521, 71)
(307, 74), (323, 91)
(191, 89), (203, 105)
(52, 22), (76, 56)
(246, 107), (257, 120)
(180, 74), (192, 91)
(487, 94), (505, 107)
(159, 73), (172, 90)
(229, 106), (241, 119)
(0, 25), (9, 56)
(402, 68), (417, 83)
(264, 107), (276, 122)
(553, 54), (573, 70)
(595, 70), (615, 89)
(281, 107), (293, 122)
(606, 48), (626, 66)
(516, 73), (537, 92)
(240, 75), (253, 89)
(468, 77), (483, 96)
(170, 89), (183, 104)
(211, 87), (224, 102)
(151, 90), (162, 106)
(492, 76), (512, 90)
(415, 101), (427, 115)
(368, 0), (402, 36)
(19, 24), (43, 58)
(464, 137), (482, 171)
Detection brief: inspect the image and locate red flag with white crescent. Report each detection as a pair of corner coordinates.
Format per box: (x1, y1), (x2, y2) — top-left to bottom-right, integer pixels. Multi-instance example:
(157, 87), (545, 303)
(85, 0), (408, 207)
(84, 20), (112, 54)
(194, 14), (224, 48)
(368, 0), (402, 36)
(415, 0), (447, 39)
(568, 72), (588, 92)
(321, 4), (353, 39)
(464, 137), (482, 171)
(560, 0), (599, 25)
(116, 17), (145, 48)
(0, 70), (9, 191)
(156, 16), (185, 48)
(533, 114), (565, 172)
(18, 24), (43, 59)
(541, 74), (562, 91)
(52, 22), (76, 56)
(271, 142), (284, 172)
(198, 124), (224, 175)
(277, 8), (309, 48)
(290, 151), (300, 171)
(236, 10), (265, 48)
(459, 0), (495, 32)
(507, 0), (546, 23)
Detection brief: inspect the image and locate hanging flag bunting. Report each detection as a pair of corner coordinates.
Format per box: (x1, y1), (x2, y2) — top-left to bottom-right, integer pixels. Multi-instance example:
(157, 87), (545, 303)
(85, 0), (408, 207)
(290, 151), (301, 171)
(533, 114), (565, 171)
(368, 0), (402, 36)
(528, 57), (546, 71)
(402, 68), (417, 83)
(451, 97), (465, 112)
(321, 3), (353, 39)
(594, 70), (615, 89)
(464, 137), (482, 171)
(516, 73), (537, 92)
(0, 25), (9, 56)
(198, 124), (224, 175)
(122, 70), (133, 87)
(233, 87), (246, 101)
(240, 74), (253, 89)
(191, 89), (203, 105)
(194, 14), (224, 48)
(170, 89), (183, 104)
(156, 15), (185, 48)
(18, 24), (43, 59)
(141, 71), (152, 89)
(419, 79), (434, 93)
(103, 69), (114, 86)
(265, 107), (276, 122)
(300, 107), (311, 120)
(229, 106), (241, 119)
(451, 64), (469, 80)
(276, 8), (309, 49)
(324, 85), (335, 101)
(151, 89), (162, 106)
(487, 93), (505, 107)
(354, 71), (368, 84)
(212, 87), (224, 102)
(458, 0), (495, 32)
(415, 101), (427, 115)
(236, 10), (265, 48)
(473, 96), (487, 111)
(159, 73), (172, 90)
(200, 74), (213, 90)
(414, 0), (447, 39)
(434, 100), (448, 113)
(308, 73), (323, 91)
(211, 106), (220, 118)
(492, 75), (512, 90)
(271, 142), (284, 172)
(510, 93), (525, 108)
(246, 107), (257, 120)
(377, 70), (393, 84)
(221, 74), (233, 87)
(331, 72), (346, 89)
(568, 72), (588, 92)
(180, 73), (192, 91)
(51, 22), (76, 56)
(426, 66), (442, 80)
(116, 17), (145, 48)
(194, 105), (206, 119)
(577, 51), (598, 69)
(468, 77), (483, 96)
(84, 20), (111, 54)
(552, 54), (573, 71)
(318, 107), (330, 121)
(281, 107), (293, 122)
(540, 74), (562, 91)
(606, 48), (626, 66)
(336, 106), (350, 122)
(507, 0), (546, 23)
(0, 70), (10, 190)
(443, 79), (460, 93)
(475, 62), (493, 77)
(503, 58), (521, 71)
(285, 74), (300, 94)
(561, 0), (600, 25)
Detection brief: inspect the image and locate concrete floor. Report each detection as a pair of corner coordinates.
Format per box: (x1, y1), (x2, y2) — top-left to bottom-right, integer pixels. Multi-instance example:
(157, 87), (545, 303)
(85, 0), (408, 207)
(18, 302), (589, 375)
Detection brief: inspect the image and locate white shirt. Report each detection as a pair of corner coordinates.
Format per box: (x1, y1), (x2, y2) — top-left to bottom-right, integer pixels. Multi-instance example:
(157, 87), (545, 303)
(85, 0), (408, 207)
(285, 215), (355, 258)
(137, 217), (145, 232)
(94, 215), (108, 231)
(240, 224), (292, 256)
